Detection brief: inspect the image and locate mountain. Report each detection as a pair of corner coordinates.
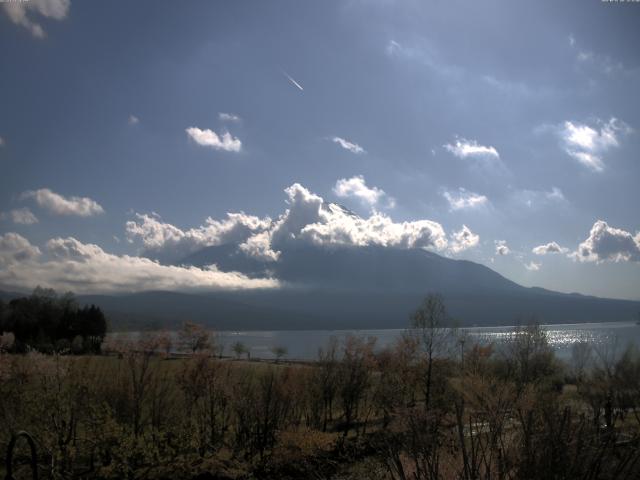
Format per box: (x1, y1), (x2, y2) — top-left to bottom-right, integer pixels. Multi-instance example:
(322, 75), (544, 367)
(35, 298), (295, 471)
(166, 243), (640, 329)
(180, 243), (522, 293)
(3, 243), (638, 331)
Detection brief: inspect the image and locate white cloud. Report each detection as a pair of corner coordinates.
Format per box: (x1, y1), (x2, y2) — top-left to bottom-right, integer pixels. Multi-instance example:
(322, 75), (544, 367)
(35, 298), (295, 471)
(559, 118), (631, 172)
(444, 138), (500, 160)
(239, 183), (448, 261)
(443, 188), (488, 211)
(219, 112), (241, 122)
(525, 261), (541, 271)
(238, 230), (279, 262)
(577, 51), (592, 62)
(2, 0), (70, 38)
(546, 187), (566, 202)
(532, 241), (568, 255)
(186, 127), (242, 152)
(571, 37), (624, 75)
(449, 225), (479, 254)
(0, 233), (41, 266)
(126, 211), (272, 262)
(128, 114), (139, 125)
(512, 187), (565, 208)
(0, 233), (278, 294)
(386, 40), (403, 56)
(333, 175), (392, 208)
(384, 38), (463, 79)
(572, 220), (640, 263)
(495, 240), (510, 256)
(22, 188), (104, 217)
(4, 208), (39, 225)
(129, 183), (479, 266)
(332, 137), (365, 154)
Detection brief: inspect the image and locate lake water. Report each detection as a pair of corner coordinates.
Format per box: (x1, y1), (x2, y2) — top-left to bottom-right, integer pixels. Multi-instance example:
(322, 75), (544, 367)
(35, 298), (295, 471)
(113, 321), (640, 362)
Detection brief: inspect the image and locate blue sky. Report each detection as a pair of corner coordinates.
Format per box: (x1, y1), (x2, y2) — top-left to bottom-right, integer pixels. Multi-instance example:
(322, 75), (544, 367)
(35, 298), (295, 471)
(1, 0), (639, 299)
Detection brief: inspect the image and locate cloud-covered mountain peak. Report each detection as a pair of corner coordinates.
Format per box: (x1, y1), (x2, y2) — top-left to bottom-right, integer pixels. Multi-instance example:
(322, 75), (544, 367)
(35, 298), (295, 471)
(127, 182), (479, 267)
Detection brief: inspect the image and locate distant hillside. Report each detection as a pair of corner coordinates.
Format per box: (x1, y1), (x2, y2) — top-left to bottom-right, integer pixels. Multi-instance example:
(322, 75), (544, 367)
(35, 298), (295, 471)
(3, 243), (638, 331)
(96, 245), (640, 330)
(73, 291), (324, 331)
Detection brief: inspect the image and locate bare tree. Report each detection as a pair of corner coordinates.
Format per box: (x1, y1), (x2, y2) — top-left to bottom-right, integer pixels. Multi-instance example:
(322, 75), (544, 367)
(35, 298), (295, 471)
(504, 322), (556, 390)
(232, 341), (248, 359)
(316, 336), (339, 432)
(177, 321), (211, 354)
(570, 340), (592, 383)
(411, 293), (455, 410)
(271, 345), (287, 363)
(338, 335), (376, 438)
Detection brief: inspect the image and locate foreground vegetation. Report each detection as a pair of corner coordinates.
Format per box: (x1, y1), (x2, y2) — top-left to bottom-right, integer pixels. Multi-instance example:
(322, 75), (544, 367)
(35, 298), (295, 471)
(1, 295), (640, 479)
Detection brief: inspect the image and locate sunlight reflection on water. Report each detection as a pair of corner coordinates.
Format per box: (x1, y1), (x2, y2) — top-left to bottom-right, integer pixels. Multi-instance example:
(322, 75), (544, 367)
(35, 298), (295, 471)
(115, 321), (640, 362)
(462, 322), (637, 360)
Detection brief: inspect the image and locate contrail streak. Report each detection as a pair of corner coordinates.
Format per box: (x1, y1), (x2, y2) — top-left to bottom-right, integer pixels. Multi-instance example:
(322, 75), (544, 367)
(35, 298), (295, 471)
(282, 70), (304, 91)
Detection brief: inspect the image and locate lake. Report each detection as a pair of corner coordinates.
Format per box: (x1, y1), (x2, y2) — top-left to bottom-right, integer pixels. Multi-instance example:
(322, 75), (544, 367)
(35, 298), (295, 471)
(112, 321), (640, 362)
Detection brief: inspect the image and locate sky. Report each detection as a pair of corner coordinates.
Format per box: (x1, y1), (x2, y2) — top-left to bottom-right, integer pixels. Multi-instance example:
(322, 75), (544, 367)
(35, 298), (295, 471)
(0, 0), (639, 300)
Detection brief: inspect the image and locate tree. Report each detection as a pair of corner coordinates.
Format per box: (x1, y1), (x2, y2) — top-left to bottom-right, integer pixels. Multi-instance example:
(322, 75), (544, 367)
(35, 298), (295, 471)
(317, 337), (339, 432)
(570, 341), (592, 382)
(178, 354), (231, 455)
(271, 345), (287, 362)
(411, 293), (454, 410)
(504, 322), (556, 389)
(3, 289), (107, 354)
(177, 321), (211, 354)
(337, 335), (376, 437)
(232, 341), (248, 359)
(0, 298), (6, 332)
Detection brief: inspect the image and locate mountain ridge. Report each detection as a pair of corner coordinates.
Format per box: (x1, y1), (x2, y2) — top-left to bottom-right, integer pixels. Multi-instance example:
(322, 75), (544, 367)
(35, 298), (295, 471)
(2, 244), (638, 331)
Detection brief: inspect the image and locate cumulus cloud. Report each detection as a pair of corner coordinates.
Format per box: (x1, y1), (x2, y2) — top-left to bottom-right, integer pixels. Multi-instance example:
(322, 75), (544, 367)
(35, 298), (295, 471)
(22, 188), (104, 217)
(572, 220), (640, 263)
(126, 212), (272, 262)
(559, 118), (631, 172)
(0, 233), (278, 294)
(495, 240), (510, 256)
(525, 261), (541, 271)
(2, 0), (70, 38)
(219, 113), (241, 122)
(0, 233), (41, 266)
(130, 183), (478, 266)
(239, 183), (449, 261)
(449, 225), (479, 254)
(444, 138), (500, 160)
(186, 127), (242, 152)
(443, 188), (488, 211)
(333, 175), (393, 209)
(128, 114), (139, 125)
(3, 208), (39, 225)
(332, 137), (365, 154)
(532, 241), (568, 255)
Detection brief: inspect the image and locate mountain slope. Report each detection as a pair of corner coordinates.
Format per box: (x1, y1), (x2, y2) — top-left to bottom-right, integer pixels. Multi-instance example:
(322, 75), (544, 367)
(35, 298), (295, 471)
(3, 244), (638, 331)
(167, 243), (640, 329)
